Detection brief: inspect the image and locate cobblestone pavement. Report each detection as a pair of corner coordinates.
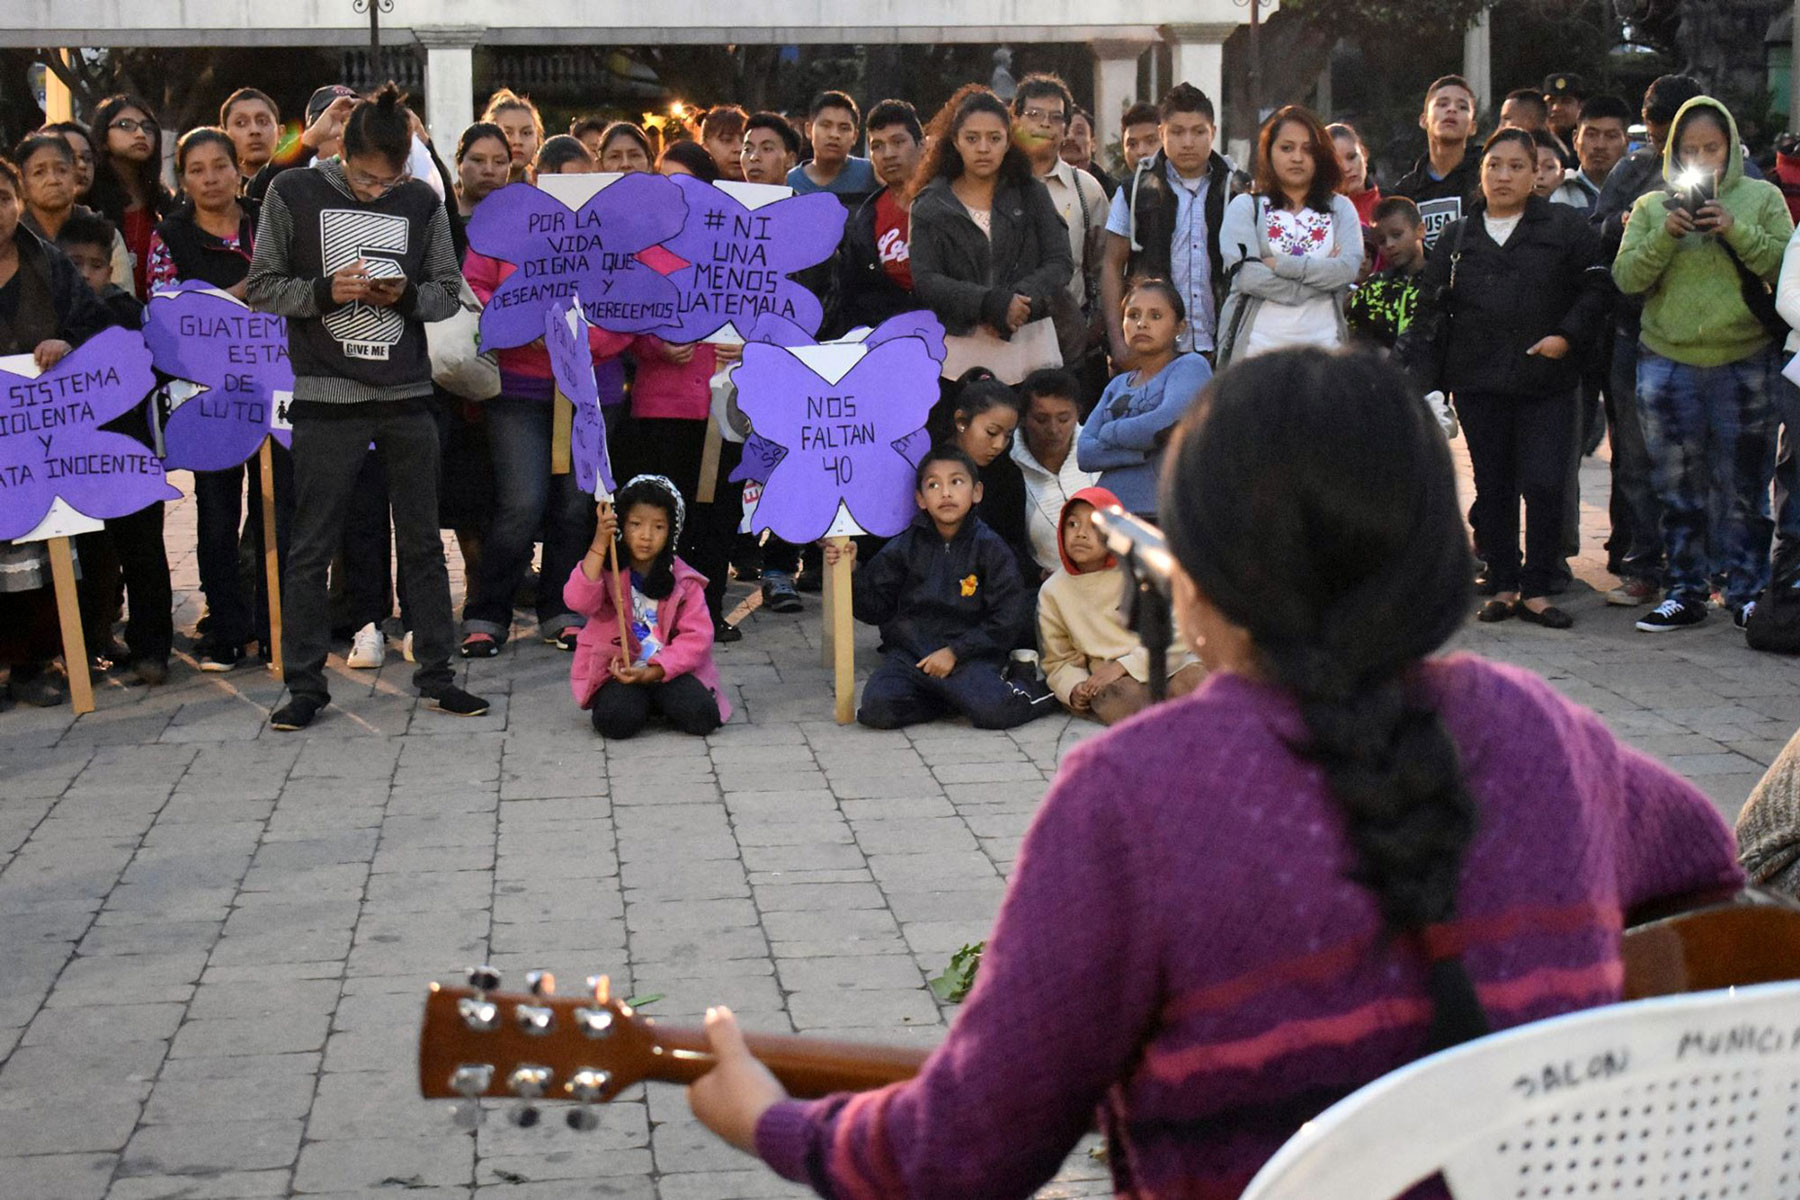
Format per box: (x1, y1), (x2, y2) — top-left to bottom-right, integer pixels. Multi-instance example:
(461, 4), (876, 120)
(0, 445), (1795, 1199)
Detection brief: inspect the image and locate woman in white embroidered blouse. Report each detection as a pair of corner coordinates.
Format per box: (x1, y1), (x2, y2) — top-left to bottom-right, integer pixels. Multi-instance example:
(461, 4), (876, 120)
(1216, 105), (1364, 365)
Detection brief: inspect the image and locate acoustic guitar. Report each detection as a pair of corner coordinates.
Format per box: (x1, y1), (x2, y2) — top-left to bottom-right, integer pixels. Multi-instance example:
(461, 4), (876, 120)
(419, 889), (1800, 1126)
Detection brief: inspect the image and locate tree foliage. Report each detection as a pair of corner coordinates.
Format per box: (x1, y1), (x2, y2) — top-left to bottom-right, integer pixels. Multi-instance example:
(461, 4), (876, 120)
(1278, 0), (1494, 41)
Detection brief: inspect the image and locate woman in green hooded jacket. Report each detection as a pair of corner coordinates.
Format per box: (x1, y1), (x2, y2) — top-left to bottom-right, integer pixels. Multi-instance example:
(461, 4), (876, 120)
(1613, 96), (1792, 633)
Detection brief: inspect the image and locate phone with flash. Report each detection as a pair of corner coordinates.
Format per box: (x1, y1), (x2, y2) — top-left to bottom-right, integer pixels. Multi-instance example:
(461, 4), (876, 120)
(1670, 168), (1717, 214)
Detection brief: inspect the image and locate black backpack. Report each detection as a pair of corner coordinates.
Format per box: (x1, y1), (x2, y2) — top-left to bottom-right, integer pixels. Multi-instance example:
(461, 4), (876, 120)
(1746, 551), (1800, 654)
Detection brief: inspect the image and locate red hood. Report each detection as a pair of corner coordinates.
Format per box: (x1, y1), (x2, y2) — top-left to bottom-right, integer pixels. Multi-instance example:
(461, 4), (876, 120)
(1058, 485), (1123, 575)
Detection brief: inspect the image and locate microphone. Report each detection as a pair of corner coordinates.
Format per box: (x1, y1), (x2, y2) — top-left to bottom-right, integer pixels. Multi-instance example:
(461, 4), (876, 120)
(1088, 507), (1175, 597)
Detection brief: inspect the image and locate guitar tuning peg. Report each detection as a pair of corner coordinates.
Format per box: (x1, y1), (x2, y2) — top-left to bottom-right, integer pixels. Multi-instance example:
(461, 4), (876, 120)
(467, 964), (502, 992)
(450, 1063), (495, 1097)
(507, 1065), (551, 1128)
(564, 1068), (610, 1132)
(457, 996), (499, 1032)
(448, 1063), (493, 1129)
(587, 974), (611, 1004)
(526, 970), (556, 997)
(514, 1002), (554, 1035)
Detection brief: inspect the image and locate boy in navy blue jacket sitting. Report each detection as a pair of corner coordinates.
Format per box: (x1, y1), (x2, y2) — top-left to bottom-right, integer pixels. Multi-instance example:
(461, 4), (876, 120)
(825, 446), (1052, 730)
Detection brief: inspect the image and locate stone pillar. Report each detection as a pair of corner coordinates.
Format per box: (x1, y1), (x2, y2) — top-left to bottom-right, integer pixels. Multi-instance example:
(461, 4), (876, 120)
(1792, 0), (1800, 133)
(415, 26), (483, 153)
(1164, 23), (1232, 116)
(1462, 6), (1492, 118)
(1091, 39), (1151, 137)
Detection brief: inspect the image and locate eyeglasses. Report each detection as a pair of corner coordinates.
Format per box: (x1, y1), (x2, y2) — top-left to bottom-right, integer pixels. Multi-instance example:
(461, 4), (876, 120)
(347, 166), (412, 197)
(109, 118), (158, 135)
(1021, 108), (1068, 126)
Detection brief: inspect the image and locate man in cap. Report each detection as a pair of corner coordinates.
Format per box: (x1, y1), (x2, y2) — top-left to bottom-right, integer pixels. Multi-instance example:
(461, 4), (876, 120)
(245, 84), (359, 204)
(1542, 72), (1584, 167)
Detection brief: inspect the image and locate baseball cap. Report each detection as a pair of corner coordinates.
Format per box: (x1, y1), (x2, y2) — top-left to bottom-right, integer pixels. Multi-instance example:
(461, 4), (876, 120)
(306, 85), (358, 125)
(1542, 73), (1586, 100)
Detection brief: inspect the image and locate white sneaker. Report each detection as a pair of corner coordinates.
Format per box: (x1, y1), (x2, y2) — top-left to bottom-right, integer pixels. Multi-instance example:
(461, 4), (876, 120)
(402, 630), (415, 662)
(347, 622), (386, 669)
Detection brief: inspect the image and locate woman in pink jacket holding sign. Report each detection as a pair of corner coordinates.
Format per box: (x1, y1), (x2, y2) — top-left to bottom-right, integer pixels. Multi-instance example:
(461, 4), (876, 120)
(460, 134), (632, 656)
(567, 474), (728, 739)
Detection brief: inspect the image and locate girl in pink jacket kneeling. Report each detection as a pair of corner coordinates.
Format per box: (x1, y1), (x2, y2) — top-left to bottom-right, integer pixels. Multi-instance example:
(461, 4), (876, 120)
(566, 475), (730, 739)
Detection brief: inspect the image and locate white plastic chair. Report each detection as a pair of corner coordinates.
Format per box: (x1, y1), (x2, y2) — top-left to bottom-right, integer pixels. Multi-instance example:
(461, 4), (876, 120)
(1239, 981), (1800, 1200)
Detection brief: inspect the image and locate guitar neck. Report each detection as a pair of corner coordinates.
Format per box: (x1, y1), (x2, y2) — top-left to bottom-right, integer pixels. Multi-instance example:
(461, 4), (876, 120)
(645, 1024), (931, 1098)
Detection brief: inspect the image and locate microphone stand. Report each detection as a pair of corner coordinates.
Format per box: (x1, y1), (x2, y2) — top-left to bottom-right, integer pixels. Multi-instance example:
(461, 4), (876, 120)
(1118, 542), (1171, 703)
(1089, 507), (1176, 704)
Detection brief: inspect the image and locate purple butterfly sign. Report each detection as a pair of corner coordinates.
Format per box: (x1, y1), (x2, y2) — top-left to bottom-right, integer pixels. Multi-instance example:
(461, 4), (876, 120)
(732, 317), (944, 544)
(651, 177), (846, 344)
(0, 326), (178, 541)
(544, 299), (616, 498)
(467, 173), (689, 349)
(143, 282), (293, 471)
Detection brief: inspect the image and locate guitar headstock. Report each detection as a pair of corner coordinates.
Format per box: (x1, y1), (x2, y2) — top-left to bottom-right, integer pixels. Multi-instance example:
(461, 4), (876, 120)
(418, 967), (668, 1129)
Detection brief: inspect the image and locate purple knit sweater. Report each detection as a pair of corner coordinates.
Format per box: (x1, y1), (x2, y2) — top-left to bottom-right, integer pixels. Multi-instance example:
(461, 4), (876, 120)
(754, 655), (1743, 1199)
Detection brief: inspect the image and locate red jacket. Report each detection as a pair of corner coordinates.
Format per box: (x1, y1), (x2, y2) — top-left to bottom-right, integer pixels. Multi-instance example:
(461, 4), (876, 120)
(627, 336), (717, 421)
(1774, 153), (1800, 225)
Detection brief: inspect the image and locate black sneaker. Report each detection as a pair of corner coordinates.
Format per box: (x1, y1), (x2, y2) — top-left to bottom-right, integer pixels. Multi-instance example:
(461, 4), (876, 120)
(1733, 601), (1757, 631)
(270, 695), (327, 730)
(714, 619), (743, 644)
(1636, 598), (1707, 632)
(9, 668), (67, 708)
(195, 639), (248, 672)
(428, 686), (490, 717)
(761, 574), (803, 613)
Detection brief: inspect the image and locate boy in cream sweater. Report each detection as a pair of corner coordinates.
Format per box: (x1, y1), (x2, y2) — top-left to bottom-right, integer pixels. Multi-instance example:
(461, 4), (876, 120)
(1037, 487), (1203, 723)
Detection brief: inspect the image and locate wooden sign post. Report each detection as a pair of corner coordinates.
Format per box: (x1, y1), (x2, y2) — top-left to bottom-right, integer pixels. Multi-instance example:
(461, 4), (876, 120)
(257, 437), (284, 678)
(695, 419), (723, 506)
(552, 390), (573, 476)
(45, 535), (94, 715)
(823, 536), (854, 724)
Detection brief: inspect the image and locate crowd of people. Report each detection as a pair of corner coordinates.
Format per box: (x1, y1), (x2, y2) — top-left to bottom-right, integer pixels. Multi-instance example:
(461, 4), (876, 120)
(1, 58), (1795, 1200)
(1, 64), (1798, 731)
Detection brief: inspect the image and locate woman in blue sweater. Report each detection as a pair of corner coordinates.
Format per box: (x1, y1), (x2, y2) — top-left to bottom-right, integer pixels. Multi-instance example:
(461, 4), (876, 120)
(1076, 279), (1212, 518)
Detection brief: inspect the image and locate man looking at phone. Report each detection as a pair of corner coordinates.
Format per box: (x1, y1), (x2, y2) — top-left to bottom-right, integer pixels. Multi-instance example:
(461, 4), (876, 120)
(247, 84), (489, 728)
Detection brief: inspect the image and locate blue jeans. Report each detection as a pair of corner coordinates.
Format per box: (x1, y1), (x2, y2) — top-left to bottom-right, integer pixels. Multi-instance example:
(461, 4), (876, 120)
(1606, 327), (1663, 583)
(1636, 347), (1780, 608)
(462, 396), (593, 639)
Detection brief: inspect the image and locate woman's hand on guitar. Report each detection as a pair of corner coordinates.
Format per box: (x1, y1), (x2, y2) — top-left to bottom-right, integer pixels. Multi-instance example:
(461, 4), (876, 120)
(688, 1006), (789, 1155)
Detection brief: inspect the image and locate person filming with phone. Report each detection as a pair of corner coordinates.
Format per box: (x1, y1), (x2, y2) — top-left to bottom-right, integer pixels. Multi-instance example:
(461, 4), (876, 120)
(1613, 96), (1792, 635)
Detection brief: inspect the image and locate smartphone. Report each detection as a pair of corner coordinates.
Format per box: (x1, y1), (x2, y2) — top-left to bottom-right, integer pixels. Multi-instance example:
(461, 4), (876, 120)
(1674, 169), (1716, 214)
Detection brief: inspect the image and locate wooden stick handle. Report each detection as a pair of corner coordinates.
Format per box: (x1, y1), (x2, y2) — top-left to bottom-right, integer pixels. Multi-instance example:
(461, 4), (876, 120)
(257, 437), (283, 678)
(828, 537), (855, 724)
(47, 536), (93, 716)
(602, 513), (632, 660)
(647, 1024), (930, 1097)
(696, 419), (722, 506)
(552, 389), (573, 476)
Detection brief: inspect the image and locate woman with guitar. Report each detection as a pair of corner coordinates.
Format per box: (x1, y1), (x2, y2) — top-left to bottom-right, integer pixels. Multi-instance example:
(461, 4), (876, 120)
(685, 348), (1745, 1197)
